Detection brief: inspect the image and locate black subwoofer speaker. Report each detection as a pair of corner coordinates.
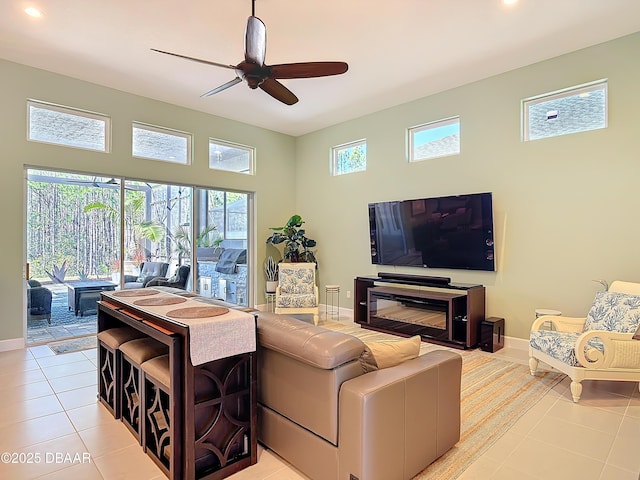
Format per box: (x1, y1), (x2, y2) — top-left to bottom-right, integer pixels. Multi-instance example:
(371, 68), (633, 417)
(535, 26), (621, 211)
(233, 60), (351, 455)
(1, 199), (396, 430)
(479, 317), (504, 352)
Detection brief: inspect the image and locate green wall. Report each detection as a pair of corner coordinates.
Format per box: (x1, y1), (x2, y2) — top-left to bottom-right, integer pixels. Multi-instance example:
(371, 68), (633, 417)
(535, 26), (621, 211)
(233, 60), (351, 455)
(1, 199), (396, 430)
(295, 32), (640, 340)
(3, 31), (640, 346)
(0, 59), (296, 344)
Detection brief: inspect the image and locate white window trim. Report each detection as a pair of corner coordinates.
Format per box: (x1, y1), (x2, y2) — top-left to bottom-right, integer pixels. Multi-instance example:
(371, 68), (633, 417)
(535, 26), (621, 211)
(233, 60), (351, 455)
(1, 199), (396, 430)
(27, 99), (111, 153)
(521, 79), (608, 142)
(408, 116), (460, 162)
(331, 138), (367, 176)
(209, 138), (255, 175)
(132, 121), (192, 164)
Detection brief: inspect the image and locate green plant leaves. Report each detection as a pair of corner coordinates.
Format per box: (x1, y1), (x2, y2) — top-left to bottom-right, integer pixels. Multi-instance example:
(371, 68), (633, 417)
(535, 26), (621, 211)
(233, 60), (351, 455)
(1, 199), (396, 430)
(266, 214), (317, 264)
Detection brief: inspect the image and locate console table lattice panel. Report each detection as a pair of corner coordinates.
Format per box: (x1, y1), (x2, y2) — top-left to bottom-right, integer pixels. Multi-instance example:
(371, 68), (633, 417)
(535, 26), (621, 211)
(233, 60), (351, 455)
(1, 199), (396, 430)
(193, 355), (255, 478)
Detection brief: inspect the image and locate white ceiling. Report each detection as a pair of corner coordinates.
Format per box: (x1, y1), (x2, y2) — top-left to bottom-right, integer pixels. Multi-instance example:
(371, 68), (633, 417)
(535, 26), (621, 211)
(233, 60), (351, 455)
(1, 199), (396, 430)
(2, 0), (640, 136)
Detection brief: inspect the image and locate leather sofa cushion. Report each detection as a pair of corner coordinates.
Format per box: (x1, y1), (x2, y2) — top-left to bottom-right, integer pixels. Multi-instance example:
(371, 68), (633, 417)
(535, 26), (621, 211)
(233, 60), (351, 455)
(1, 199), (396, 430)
(257, 312), (365, 369)
(359, 335), (421, 372)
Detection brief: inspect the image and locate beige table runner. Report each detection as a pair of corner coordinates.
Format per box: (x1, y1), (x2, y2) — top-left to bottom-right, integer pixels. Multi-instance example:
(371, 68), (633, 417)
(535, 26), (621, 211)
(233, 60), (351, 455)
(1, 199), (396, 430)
(103, 289), (256, 365)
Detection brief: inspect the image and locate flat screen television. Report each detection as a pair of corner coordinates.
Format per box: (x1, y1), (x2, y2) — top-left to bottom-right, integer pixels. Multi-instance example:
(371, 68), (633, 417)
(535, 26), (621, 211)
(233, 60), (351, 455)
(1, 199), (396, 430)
(368, 192), (495, 271)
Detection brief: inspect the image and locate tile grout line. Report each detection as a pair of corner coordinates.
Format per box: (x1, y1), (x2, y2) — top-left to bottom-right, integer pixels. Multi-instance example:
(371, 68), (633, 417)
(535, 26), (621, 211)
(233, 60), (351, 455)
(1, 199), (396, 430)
(30, 347), (107, 479)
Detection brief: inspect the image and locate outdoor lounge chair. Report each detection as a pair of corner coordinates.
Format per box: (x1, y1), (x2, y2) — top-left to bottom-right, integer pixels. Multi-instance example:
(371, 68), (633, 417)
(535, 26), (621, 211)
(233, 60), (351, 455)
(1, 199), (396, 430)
(146, 265), (191, 290)
(123, 262), (169, 289)
(27, 279), (52, 323)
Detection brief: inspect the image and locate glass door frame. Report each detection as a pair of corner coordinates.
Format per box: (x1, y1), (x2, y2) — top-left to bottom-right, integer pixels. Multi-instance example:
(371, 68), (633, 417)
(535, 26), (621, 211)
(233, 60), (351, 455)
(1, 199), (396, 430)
(25, 166), (255, 339)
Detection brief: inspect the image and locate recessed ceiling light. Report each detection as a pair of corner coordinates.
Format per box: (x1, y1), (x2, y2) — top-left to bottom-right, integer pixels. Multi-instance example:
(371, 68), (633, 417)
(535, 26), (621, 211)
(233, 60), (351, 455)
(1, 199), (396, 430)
(24, 7), (43, 18)
(503, 0), (519, 5)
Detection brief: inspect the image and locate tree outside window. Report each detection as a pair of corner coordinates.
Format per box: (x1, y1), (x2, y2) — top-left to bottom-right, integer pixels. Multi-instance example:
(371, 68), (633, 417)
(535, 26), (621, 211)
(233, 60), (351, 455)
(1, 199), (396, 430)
(332, 140), (366, 176)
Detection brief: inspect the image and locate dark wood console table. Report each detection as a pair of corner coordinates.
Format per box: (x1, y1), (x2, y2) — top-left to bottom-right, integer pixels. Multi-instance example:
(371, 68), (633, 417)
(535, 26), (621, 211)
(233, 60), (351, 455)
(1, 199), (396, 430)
(354, 275), (485, 349)
(98, 289), (258, 480)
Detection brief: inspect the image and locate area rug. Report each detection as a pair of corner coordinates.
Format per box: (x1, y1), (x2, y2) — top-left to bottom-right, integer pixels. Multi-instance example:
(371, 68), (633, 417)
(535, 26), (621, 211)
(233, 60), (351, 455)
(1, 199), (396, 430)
(321, 321), (563, 480)
(48, 335), (97, 354)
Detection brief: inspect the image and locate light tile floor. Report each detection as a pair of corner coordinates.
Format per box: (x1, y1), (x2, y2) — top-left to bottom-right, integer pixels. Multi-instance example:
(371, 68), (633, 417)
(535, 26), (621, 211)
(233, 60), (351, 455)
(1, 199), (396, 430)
(0, 331), (639, 479)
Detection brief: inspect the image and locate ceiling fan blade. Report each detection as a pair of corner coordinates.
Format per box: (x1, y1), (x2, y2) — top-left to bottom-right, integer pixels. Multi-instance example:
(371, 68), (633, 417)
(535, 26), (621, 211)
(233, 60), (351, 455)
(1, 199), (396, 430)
(270, 62), (348, 79)
(245, 16), (266, 66)
(201, 77), (243, 97)
(259, 78), (298, 105)
(151, 48), (236, 70)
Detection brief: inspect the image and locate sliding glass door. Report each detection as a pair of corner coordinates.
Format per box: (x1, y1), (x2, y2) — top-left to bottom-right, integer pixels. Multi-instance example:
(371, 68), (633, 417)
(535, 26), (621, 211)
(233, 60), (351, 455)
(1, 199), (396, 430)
(194, 189), (249, 306)
(120, 181), (193, 288)
(26, 170), (122, 344)
(26, 168), (253, 346)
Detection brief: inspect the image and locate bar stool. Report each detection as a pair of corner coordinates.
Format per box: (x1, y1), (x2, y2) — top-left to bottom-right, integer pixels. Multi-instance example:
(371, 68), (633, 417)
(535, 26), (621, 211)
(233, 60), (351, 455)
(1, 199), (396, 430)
(141, 354), (172, 474)
(97, 327), (145, 418)
(119, 338), (169, 443)
(325, 285), (340, 320)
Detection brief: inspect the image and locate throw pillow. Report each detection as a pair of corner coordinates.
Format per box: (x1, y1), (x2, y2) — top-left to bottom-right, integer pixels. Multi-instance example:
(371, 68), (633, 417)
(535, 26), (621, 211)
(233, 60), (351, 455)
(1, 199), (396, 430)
(360, 335), (421, 373)
(584, 291), (640, 333)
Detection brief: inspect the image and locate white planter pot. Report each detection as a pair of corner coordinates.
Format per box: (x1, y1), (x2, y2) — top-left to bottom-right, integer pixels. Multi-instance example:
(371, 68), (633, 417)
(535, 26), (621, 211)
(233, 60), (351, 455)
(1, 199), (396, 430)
(266, 281), (278, 293)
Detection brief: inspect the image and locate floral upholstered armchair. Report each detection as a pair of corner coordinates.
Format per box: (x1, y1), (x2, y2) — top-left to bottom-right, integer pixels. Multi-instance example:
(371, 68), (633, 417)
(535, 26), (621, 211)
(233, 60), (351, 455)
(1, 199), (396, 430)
(529, 280), (640, 402)
(275, 262), (319, 325)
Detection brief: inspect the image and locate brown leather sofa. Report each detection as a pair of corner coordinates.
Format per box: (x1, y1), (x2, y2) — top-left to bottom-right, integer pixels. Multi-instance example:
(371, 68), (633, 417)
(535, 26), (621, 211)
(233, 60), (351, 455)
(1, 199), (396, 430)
(154, 289), (462, 479)
(257, 313), (462, 480)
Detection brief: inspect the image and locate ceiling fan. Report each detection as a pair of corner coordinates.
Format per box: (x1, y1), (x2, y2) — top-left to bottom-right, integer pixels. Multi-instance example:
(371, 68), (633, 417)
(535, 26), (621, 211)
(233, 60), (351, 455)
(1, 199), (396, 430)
(151, 0), (348, 105)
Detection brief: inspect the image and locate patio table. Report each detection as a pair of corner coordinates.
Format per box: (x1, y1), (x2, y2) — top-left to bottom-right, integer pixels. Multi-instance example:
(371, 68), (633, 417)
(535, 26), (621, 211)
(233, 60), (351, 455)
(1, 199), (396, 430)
(66, 280), (116, 316)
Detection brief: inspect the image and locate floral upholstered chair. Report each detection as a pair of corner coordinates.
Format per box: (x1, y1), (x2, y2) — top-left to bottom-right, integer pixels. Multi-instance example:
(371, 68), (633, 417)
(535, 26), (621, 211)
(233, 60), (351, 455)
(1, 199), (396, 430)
(529, 280), (640, 402)
(275, 262), (319, 325)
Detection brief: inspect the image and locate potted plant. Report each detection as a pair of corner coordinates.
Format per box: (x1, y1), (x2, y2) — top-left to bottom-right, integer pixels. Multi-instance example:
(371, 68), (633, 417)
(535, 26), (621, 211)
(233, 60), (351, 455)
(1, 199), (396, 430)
(264, 256), (278, 293)
(265, 214), (317, 264)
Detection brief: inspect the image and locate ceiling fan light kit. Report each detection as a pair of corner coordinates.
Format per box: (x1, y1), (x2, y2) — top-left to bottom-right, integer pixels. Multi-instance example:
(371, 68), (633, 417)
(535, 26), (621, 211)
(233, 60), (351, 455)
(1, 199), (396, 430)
(152, 0), (348, 105)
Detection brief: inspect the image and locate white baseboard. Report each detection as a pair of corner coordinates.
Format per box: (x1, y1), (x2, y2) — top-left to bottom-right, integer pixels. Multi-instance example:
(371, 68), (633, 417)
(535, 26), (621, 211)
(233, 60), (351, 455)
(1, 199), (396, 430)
(504, 335), (529, 352)
(0, 337), (26, 352)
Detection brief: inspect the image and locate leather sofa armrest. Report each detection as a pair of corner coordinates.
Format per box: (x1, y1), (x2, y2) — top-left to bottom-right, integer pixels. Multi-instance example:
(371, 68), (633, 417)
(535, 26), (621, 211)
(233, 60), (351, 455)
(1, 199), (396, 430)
(257, 313), (364, 369)
(338, 350), (462, 480)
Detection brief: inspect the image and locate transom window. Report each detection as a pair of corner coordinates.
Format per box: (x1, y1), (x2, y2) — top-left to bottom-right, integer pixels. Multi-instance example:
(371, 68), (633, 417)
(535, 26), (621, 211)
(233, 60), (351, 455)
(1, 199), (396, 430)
(522, 80), (608, 141)
(27, 100), (110, 152)
(209, 139), (255, 174)
(408, 116), (460, 162)
(132, 122), (192, 164)
(331, 139), (367, 176)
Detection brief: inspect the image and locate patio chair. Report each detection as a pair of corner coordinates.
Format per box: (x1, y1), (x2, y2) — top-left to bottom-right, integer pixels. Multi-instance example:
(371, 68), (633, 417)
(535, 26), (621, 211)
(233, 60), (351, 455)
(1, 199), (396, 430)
(529, 280), (640, 402)
(27, 279), (52, 323)
(275, 262), (319, 325)
(124, 262), (169, 289)
(146, 265), (191, 290)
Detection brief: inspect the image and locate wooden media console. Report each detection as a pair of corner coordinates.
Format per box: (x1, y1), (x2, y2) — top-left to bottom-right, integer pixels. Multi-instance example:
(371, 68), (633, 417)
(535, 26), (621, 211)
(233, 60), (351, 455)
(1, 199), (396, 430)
(354, 274), (485, 349)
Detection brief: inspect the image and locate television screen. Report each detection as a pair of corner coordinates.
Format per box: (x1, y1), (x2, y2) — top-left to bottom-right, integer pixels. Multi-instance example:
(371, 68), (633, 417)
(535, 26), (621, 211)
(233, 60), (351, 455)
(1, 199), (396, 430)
(368, 192), (495, 271)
